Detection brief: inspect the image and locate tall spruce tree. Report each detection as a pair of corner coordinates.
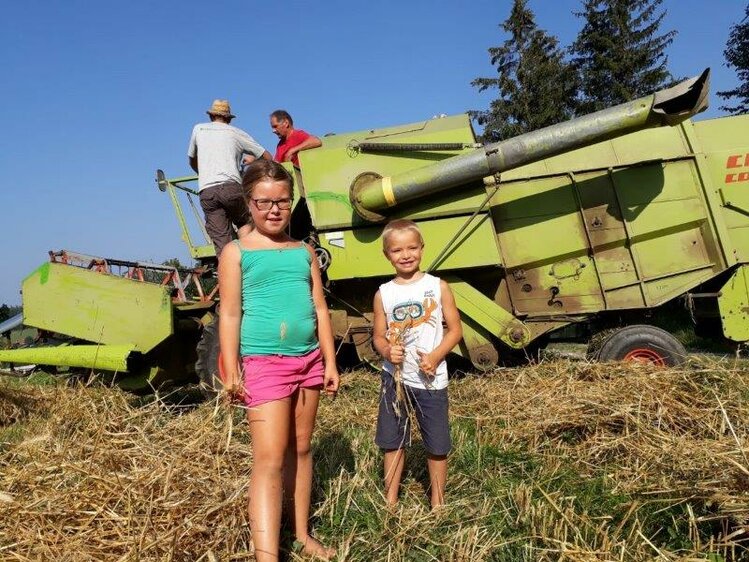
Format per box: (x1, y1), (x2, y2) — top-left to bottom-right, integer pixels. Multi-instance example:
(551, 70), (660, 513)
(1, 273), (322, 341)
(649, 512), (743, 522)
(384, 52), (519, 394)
(718, 4), (749, 115)
(571, 0), (676, 114)
(471, 0), (577, 142)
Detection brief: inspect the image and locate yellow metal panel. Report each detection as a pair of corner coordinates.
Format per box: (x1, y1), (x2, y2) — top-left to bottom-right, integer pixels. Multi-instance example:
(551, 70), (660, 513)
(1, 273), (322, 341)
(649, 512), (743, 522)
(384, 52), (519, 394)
(497, 213), (585, 268)
(321, 214), (500, 280)
(22, 262), (173, 353)
(301, 114), (481, 229)
(719, 265), (749, 341)
(634, 227), (713, 279)
(604, 286), (645, 309)
(643, 268), (716, 304)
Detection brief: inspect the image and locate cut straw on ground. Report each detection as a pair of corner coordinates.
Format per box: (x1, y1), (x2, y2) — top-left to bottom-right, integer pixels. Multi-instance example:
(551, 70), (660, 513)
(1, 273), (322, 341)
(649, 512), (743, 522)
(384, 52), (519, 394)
(1, 360), (749, 560)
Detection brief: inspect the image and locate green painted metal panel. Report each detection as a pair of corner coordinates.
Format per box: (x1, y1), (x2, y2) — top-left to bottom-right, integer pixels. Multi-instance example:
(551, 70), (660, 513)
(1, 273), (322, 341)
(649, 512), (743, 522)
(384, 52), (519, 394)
(446, 276), (529, 349)
(300, 115), (482, 230)
(697, 117), (749, 265)
(492, 153), (724, 315)
(506, 255), (605, 315)
(22, 262), (173, 353)
(493, 174), (585, 269)
(719, 265), (749, 342)
(191, 244), (216, 259)
(320, 214), (500, 280)
(0, 344), (133, 372)
(457, 317), (497, 369)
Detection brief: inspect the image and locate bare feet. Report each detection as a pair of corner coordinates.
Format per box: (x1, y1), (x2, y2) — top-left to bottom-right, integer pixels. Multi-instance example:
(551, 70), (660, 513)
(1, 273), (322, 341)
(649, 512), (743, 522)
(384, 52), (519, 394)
(297, 535), (335, 560)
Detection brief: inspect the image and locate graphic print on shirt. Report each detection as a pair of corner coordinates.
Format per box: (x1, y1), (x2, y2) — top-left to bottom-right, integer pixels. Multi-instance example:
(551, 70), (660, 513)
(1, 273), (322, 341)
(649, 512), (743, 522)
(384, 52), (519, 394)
(388, 297), (438, 337)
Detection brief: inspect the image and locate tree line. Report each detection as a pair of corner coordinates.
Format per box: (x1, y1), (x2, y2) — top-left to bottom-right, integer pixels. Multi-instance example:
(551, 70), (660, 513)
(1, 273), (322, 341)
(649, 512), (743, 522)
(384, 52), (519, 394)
(0, 305), (22, 323)
(472, 0), (749, 142)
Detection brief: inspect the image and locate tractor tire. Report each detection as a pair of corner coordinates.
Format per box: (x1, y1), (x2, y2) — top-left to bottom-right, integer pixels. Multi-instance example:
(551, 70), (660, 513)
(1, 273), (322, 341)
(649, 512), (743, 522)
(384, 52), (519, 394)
(593, 325), (687, 367)
(195, 316), (224, 397)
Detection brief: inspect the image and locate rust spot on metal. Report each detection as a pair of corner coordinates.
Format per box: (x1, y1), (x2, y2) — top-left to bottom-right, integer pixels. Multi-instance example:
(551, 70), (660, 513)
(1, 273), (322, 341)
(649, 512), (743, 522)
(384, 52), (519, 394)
(466, 343), (498, 371)
(509, 328), (524, 343)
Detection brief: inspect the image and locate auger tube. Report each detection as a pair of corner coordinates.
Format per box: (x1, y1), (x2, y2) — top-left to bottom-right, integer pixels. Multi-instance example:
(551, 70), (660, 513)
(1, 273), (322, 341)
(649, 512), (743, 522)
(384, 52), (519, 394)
(350, 69), (710, 221)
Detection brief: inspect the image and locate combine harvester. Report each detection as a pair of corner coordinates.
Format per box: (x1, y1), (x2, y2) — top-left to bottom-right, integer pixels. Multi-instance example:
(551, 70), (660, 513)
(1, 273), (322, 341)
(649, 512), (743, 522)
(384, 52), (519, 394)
(4, 69), (746, 391)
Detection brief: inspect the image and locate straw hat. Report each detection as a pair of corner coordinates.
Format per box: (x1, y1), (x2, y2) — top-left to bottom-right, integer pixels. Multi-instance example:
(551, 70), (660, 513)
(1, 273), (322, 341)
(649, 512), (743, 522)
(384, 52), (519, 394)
(206, 99), (236, 119)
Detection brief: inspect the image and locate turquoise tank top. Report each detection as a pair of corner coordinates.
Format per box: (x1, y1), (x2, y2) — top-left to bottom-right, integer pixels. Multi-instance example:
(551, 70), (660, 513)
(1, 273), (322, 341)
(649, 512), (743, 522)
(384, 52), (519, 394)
(238, 244), (318, 356)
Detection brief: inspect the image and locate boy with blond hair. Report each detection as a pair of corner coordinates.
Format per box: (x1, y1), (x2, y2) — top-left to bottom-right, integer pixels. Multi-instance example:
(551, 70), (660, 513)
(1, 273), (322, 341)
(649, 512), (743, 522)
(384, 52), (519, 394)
(372, 219), (462, 508)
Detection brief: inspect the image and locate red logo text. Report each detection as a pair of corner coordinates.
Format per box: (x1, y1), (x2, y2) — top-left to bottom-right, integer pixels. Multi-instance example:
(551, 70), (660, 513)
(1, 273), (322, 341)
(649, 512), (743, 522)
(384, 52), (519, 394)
(726, 153), (749, 183)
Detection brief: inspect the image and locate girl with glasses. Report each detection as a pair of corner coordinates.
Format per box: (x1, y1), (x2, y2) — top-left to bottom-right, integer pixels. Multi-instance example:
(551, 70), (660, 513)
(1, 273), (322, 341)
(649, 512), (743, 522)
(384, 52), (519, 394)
(219, 159), (339, 561)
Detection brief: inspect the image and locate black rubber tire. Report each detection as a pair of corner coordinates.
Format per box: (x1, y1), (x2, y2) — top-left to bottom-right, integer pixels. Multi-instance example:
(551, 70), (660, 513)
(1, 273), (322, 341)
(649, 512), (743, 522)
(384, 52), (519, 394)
(195, 316), (222, 396)
(594, 324), (687, 366)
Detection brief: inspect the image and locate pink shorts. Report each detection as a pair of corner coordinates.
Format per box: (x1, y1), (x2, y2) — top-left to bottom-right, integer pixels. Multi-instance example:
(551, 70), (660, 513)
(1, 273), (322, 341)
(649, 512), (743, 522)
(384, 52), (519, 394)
(242, 347), (324, 407)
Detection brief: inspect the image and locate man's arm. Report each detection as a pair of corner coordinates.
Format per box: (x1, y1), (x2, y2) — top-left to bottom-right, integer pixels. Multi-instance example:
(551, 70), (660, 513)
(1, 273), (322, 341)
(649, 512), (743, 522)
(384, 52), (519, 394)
(236, 129), (270, 161)
(282, 132), (322, 162)
(187, 126), (199, 173)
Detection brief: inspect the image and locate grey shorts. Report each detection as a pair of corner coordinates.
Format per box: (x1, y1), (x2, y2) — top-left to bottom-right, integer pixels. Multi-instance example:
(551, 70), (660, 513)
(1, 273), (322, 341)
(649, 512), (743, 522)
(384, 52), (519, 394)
(199, 181), (252, 256)
(375, 370), (451, 456)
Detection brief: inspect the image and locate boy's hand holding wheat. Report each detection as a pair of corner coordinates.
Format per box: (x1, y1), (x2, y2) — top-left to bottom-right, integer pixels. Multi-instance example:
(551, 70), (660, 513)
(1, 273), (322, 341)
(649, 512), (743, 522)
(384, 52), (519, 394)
(388, 344), (405, 365)
(416, 350), (439, 377)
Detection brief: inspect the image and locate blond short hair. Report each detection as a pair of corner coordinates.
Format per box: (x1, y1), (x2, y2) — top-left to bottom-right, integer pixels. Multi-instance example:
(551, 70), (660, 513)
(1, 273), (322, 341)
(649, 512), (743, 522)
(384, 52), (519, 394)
(382, 219), (424, 251)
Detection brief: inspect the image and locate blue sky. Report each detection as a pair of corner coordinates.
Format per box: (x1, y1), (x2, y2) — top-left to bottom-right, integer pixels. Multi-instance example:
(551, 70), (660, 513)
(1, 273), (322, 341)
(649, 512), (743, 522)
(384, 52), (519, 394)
(0, 0), (744, 305)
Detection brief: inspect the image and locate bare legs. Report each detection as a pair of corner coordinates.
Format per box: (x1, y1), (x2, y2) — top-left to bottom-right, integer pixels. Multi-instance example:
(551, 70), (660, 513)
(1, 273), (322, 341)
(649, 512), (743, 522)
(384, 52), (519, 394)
(426, 453), (447, 508)
(283, 388), (334, 559)
(383, 449), (405, 506)
(383, 449), (447, 509)
(247, 389), (333, 562)
(247, 399), (290, 561)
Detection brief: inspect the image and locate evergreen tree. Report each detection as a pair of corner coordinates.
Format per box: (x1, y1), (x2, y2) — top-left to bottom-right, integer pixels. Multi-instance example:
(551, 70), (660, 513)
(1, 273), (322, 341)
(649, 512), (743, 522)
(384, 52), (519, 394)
(471, 0), (578, 142)
(571, 0), (676, 114)
(718, 4), (749, 115)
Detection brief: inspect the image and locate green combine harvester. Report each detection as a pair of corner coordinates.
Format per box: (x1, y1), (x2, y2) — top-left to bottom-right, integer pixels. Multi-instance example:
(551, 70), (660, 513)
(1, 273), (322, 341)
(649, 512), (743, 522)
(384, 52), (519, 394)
(4, 69), (747, 391)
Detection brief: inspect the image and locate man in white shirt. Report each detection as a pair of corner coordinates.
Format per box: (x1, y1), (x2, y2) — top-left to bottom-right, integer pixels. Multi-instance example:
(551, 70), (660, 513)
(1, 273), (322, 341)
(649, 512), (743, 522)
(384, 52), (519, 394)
(188, 99), (272, 257)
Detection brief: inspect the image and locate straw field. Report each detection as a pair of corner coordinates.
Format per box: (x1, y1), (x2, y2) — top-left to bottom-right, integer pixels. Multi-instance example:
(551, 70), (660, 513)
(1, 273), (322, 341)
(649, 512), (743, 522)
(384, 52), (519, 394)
(2, 359), (749, 561)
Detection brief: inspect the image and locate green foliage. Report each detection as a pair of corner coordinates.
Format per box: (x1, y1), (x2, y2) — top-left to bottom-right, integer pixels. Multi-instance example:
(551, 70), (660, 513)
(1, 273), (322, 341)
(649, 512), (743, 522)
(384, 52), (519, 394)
(0, 304), (21, 323)
(570, 0), (677, 113)
(471, 0), (578, 142)
(718, 4), (749, 115)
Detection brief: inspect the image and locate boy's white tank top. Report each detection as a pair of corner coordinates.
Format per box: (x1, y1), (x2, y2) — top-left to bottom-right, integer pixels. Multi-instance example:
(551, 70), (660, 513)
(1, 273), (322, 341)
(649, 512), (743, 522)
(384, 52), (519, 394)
(379, 273), (448, 390)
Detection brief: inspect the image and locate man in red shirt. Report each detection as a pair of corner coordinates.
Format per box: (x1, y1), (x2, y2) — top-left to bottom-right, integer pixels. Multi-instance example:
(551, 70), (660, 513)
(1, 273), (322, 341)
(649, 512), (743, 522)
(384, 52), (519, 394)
(271, 110), (322, 167)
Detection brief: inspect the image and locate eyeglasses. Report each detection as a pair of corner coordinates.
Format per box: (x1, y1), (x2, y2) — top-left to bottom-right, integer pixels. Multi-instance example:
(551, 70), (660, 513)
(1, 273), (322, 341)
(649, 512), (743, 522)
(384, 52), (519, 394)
(251, 198), (293, 211)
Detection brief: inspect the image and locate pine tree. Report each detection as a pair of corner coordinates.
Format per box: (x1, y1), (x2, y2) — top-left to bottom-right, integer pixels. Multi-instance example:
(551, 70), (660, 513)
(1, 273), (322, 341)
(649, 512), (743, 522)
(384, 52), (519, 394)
(571, 0), (676, 114)
(718, 4), (749, 115)
(471, 0), (578, 142)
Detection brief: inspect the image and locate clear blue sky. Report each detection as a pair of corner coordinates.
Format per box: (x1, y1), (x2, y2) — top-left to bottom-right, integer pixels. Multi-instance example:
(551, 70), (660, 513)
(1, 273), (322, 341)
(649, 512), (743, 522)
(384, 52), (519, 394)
(0, 0), (744, 305)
